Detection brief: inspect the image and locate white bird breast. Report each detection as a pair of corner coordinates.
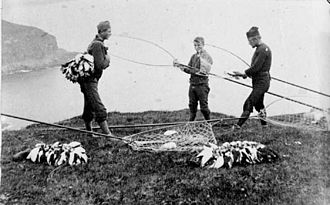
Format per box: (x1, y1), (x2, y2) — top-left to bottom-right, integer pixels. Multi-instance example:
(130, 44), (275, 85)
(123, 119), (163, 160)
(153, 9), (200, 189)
(160, 142), (177, 149)
(163, 130), (178, 136)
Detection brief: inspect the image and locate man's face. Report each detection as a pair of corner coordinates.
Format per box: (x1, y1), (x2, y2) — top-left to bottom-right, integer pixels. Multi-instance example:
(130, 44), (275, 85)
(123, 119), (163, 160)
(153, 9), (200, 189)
(100, 28), (112, 40)
(194, 42), (204, 53)
(248, 36), (259, 48)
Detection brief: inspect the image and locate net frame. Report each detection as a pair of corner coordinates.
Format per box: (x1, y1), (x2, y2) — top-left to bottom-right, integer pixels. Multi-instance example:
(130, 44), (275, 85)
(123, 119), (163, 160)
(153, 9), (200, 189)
(263, 110), (330, 131)
(123, 121), (219, 152)
(263, 97), (330, 131)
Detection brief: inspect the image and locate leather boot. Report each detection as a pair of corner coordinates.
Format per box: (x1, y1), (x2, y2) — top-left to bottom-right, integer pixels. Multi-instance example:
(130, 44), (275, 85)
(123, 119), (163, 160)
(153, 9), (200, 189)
(201, 110), (210, 120)
(258, 108), (267, 126)
(237, 111), (250, 127)
(189, 112), (196, 121)
(98, 120), (112, 135)
(85, 121), (97, 137)
(85, 121), (92, 131)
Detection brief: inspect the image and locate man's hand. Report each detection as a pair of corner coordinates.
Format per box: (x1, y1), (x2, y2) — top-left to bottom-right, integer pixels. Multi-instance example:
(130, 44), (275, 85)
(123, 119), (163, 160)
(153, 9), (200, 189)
(232, 71), (247, 79)
(173, 59), (186, 72)
(105, 54), (110, 62)
(173, 59), (180, 67)
(227, 71), (240, 80)
(104, 54), (111, 69)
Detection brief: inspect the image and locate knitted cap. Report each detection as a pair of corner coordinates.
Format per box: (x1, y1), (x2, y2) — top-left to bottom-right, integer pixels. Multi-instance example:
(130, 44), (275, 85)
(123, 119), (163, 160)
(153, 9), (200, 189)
(246, 27), (260, 38)
(97, 21), (111, 33)
(194, 36), (205, 45)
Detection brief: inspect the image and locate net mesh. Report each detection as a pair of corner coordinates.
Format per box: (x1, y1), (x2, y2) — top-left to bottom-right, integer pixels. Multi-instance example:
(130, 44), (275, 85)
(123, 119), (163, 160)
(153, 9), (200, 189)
(256, 86), (330, 131)
(264, 109), (330, 131)
(121, 109), (329, 152)
(121, 95), (329, 152)
(123, 121), (218, 152)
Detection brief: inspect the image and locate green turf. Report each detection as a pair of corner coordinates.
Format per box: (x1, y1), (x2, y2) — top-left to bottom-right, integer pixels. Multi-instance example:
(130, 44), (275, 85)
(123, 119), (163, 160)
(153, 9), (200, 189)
(1, 109), (329, 204)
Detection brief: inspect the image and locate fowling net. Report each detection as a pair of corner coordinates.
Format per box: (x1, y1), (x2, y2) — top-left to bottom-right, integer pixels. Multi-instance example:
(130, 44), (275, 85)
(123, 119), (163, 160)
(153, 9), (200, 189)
(120, 97), (329, 152)
(261, 96), (330, 131)
(123, 121), (218, 152)
(121, 108), (329, 152)
(264, 110), (330, 131)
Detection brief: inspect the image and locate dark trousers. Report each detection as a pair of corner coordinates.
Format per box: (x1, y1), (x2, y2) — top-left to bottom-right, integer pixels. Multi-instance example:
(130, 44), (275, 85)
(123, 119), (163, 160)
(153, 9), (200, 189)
(189, 84), (210, 121)
(80, 80), (107, 123)
(237, 76), (270, 126)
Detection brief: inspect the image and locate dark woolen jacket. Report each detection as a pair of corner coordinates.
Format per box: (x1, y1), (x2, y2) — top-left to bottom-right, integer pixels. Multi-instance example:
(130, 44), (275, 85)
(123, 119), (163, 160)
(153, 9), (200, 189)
(87, 35), (110, 81)
(245, 43), (272, 80)
(186, 50), (213, 85)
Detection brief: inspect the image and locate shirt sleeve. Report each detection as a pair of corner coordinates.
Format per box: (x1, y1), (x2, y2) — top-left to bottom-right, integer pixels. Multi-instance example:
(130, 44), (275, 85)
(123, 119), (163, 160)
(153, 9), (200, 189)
(200, 53), (213, 74)
(245, 47), (267, 77)
(182, 55), (197, 74)
(206, 53), (213, 65)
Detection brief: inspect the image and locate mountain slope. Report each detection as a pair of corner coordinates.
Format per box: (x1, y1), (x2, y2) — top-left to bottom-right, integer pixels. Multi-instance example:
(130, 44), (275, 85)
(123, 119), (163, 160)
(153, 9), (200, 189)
(1, 20), (77, 74)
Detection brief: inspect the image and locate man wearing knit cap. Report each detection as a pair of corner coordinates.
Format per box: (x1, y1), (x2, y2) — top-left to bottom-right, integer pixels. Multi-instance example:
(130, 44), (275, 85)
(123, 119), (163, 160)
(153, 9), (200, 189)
(79, 20), (113, 136)
(232, 26), (272, 129)
(173, 37), (213, 121)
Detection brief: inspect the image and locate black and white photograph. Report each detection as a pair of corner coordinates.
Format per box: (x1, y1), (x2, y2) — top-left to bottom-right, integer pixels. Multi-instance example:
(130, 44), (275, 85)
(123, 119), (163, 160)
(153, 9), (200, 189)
(1, 0), (330, 204)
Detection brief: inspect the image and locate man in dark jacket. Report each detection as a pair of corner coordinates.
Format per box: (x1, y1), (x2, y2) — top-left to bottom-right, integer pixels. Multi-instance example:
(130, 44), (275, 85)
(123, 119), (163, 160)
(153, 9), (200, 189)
(174, 37), (213, 121)
(232, 27), (272, 128)
(79, 20), (112, 136)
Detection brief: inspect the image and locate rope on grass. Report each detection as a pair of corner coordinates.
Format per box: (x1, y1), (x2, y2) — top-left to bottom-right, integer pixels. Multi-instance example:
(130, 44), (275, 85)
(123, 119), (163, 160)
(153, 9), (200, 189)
(1, 113), (127, 142)
(1, 112), (244, 131)
(2, 112), (262, 152)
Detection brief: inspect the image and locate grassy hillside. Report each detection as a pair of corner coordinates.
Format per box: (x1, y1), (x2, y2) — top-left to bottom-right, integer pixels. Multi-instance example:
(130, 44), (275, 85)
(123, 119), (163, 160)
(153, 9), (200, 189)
(1, 109), (329, 204)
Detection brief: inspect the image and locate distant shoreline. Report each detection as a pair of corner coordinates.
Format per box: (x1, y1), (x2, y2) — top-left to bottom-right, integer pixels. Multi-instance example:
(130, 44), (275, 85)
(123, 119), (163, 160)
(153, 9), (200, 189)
(2, 69), (34, 75)
(1, 65), (56, 76)
(1, 50), (78, 76)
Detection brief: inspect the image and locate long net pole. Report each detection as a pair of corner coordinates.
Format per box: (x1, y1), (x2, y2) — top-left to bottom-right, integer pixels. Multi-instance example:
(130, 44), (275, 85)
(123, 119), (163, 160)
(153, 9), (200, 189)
(212, 73), (326, 112)
(1, 113), (127, 141)
(1, 112), (244, 131)
(205, 44), (330, 98)
(177, 63), (326, 112)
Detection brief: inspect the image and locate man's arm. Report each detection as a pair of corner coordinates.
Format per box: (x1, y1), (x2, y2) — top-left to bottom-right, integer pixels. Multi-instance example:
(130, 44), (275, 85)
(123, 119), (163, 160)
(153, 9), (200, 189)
(173, 56), (198, 74)
(244, 47), (267, 77)
(91, 42), (110, 71)
(183, 56), (196, 74)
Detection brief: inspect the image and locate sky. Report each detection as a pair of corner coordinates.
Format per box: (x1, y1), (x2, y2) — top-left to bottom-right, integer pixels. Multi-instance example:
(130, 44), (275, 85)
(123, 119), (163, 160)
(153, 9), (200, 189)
(2, 0), (330, 118)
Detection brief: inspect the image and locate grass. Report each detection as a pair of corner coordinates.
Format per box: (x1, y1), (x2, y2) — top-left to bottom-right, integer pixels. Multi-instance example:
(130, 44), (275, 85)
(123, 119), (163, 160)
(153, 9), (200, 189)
(1, 109), (329, 204)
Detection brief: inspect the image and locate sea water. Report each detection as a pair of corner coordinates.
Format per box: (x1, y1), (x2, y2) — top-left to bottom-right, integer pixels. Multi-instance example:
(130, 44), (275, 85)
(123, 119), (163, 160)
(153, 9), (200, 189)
(2, 0), (329, 130)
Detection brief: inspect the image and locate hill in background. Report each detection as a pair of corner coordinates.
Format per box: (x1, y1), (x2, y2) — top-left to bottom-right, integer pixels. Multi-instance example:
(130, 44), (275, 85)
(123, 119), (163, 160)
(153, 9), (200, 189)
(1, 20), (77, 75)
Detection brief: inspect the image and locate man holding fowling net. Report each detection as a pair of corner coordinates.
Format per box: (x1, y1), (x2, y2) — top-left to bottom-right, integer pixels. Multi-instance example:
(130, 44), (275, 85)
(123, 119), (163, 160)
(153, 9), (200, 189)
(231, 26), (272, 129)
(173, 37), (213, 121)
